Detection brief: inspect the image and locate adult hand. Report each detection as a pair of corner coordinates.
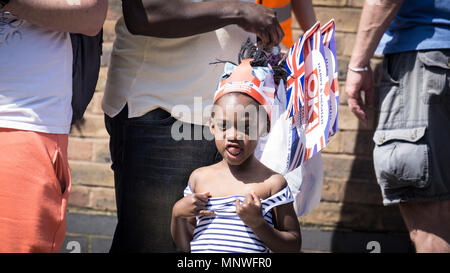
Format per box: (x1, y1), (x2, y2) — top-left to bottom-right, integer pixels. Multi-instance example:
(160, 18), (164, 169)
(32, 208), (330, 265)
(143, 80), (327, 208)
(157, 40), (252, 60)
(345, 67), (374, 125)
(173, 192), (215, 218)
(235, 192), (265, 229)
(236, 2), (284, 49)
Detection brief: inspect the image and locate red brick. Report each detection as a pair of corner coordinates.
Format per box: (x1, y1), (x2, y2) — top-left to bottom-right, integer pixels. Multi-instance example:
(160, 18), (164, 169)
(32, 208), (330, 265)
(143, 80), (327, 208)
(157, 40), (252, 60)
(68, 185), (90, 208)
(301, 201), (407, 232)
(322, 153), (376, 181)
(69, 161), (114, 187)
(68, 138), (93, 161)
(89, 187), (116, 211)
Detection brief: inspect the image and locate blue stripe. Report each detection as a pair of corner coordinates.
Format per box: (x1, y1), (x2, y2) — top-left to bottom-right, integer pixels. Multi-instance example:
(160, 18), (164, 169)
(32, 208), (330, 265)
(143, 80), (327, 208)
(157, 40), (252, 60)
(193, 232), (266, 246)
(191, 243), (267, 253)
(193, 237), (266, 249)
(194, 227), (255, 240)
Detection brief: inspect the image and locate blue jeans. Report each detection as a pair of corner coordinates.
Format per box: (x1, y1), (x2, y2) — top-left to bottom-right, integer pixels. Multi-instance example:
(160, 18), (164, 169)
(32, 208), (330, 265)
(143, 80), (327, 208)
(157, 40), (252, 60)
(105, 106), (221, 252)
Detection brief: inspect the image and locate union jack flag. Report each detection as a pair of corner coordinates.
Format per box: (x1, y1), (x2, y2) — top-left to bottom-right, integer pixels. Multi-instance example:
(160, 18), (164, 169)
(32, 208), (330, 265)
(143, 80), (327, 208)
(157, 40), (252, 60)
(285, 20), (339, 172)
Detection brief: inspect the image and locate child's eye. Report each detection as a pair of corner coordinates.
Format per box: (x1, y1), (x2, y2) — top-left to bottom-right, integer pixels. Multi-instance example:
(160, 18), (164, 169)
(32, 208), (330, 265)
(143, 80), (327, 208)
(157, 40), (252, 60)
(216, 121), (227, 131)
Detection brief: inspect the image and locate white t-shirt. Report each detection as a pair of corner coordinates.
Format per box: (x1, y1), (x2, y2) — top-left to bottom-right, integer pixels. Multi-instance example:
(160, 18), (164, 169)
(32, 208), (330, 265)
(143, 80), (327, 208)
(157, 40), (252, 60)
(0, 12), (73, 134)
(102, 15), (255, 125)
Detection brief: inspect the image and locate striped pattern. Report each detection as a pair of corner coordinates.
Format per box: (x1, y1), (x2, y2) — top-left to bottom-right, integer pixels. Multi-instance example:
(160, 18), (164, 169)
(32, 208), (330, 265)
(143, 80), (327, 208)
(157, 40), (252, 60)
(184, 185), (294, 253)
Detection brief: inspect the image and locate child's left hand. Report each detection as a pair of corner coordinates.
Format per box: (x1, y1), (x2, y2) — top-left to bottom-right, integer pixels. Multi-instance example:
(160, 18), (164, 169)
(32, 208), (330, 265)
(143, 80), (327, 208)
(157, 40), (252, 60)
(235, 192), (265, 229)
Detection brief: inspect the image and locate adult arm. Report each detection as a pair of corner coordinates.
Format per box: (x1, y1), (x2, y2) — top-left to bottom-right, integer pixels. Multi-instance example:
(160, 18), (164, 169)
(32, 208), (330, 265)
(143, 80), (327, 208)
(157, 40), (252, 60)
(4, 0), (108, 36)
(291, 0), (316, 31)
(345, 0), (403, 123)
(122, 0), (283, 48)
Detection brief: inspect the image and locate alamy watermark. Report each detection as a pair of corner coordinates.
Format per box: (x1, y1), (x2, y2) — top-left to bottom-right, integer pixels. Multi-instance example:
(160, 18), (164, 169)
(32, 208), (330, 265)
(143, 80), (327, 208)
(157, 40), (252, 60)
(170, 97), (279, 141)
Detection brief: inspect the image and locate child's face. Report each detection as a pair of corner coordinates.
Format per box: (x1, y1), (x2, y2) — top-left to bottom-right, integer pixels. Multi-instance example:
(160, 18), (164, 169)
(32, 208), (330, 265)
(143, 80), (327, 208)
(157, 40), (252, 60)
(210, 93), (267, 166)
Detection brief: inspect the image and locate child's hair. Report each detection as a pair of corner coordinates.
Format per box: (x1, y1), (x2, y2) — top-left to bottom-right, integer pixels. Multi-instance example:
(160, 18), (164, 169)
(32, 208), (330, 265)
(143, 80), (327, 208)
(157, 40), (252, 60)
(238, 39), (288, 86)
(211, 39), (289, 87)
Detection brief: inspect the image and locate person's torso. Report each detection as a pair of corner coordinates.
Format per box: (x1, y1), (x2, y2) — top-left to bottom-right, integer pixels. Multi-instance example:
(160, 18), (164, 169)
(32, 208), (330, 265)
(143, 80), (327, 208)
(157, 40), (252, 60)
(0, 12), (73, 134)
(376, 0), (450, 55)
(102, 0), (293, 125)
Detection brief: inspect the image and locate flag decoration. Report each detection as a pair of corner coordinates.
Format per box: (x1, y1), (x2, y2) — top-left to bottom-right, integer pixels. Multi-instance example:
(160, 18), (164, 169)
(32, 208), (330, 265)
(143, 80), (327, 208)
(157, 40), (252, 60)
(285, 19), (339, 172)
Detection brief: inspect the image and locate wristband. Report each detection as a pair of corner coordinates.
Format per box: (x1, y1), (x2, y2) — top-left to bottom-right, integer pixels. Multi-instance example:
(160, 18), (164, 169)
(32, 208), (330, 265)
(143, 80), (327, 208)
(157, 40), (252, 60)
(348, 66), (369, 72)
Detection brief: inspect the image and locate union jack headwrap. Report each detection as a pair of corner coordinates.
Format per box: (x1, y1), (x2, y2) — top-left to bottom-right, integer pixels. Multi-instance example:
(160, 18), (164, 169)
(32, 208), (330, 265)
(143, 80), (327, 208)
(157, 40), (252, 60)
(213, 59), (276, 120)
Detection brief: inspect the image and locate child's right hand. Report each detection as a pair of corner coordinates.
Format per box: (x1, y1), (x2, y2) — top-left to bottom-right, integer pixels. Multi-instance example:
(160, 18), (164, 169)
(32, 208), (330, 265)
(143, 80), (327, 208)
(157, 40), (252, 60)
(172, 192), (215, 218)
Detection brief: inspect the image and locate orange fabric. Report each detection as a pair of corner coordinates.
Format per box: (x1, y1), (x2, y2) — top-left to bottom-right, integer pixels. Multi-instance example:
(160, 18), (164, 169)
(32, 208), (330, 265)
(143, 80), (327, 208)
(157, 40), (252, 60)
(0, 128), (71, 253)
(280, 17), (293, 48)
(256, 0), (294, 48)
(256, 0), (290, 8)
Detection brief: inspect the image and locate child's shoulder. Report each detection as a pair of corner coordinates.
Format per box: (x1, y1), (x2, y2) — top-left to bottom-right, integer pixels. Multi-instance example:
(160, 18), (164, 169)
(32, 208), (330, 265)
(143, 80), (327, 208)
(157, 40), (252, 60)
(188, 163), (222, 192)
(264, 171), (288, 196)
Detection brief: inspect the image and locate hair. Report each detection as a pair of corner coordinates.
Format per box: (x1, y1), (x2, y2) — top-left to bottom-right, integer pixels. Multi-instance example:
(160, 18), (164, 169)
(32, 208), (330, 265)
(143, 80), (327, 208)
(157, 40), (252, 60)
(210, 39), (289, 87)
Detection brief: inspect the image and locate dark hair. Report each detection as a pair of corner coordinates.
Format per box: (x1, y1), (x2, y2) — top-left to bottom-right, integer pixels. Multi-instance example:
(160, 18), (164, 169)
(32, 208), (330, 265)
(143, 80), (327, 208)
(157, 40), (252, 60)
(238, 39), (288, 86)
(210, 39), (288, 87)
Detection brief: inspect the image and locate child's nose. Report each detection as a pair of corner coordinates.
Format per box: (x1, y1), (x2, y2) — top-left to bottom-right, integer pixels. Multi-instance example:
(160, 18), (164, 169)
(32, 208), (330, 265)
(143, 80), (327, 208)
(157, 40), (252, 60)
(226, 127), (244, 140)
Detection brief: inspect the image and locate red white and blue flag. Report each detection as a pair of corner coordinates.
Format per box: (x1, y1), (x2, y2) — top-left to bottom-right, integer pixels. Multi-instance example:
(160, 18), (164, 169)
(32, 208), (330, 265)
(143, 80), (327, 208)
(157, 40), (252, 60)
(285, 20), (339, 172)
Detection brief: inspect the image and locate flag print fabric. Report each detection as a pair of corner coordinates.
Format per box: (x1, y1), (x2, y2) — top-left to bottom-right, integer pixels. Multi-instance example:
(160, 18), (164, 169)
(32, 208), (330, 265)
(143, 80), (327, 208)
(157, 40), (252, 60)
(285, 19), (339, 172)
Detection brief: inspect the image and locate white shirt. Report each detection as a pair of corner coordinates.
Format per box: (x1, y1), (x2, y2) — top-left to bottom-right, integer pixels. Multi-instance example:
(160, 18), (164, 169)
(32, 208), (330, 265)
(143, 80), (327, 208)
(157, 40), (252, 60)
(0, 12), (73, 134)
(102, 15), (255, 125)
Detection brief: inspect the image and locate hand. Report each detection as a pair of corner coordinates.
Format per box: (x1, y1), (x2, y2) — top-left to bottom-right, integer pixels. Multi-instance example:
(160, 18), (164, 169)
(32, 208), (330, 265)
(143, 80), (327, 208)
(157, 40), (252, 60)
(235, 192), (265, 229)
(173, 192), (215, 218)
(236, 2), (284, 49)
(345, 67), (374, 125)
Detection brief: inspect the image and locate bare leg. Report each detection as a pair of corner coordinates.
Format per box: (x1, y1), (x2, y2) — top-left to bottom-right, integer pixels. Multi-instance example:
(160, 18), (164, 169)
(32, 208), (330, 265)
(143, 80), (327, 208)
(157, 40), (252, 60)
(399, 200), (450, 253)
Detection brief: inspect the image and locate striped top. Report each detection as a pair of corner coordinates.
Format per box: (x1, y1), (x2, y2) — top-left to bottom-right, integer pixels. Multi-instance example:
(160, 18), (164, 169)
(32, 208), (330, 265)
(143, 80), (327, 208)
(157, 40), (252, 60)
(184, 184), (294, 253)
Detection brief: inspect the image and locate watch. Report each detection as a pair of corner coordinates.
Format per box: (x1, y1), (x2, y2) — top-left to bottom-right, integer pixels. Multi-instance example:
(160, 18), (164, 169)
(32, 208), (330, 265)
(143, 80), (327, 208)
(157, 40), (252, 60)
(0, 0), (10, 10)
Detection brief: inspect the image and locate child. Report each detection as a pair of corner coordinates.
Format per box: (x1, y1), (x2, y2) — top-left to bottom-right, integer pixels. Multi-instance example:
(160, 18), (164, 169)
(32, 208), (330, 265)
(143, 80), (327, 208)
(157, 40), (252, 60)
(170, 43), (302, 253)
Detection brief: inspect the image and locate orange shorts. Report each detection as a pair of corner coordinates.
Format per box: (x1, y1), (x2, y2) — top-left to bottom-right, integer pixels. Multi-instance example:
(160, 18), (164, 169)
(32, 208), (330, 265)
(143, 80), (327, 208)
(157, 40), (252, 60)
(0, 128), (71, 253)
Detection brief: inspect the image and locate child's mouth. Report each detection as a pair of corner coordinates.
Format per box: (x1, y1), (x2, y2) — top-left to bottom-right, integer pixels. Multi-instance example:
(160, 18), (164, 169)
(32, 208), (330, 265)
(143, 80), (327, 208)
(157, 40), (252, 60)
(225, 144), (242, 158)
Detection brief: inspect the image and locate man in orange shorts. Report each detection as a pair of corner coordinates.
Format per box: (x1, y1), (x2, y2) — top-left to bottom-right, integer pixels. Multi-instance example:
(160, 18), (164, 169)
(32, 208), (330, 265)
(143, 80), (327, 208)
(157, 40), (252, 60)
(0, 0), (107, 253)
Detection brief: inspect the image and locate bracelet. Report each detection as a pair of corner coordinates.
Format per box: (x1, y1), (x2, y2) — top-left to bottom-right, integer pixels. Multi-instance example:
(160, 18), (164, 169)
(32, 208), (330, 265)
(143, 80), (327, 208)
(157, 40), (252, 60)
(348, 66), (369, 72)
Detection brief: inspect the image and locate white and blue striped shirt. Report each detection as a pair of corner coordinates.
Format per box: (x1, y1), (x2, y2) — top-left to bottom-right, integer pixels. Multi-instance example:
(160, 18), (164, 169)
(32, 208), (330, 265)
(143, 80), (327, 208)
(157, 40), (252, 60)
(184, 184), (294, 253)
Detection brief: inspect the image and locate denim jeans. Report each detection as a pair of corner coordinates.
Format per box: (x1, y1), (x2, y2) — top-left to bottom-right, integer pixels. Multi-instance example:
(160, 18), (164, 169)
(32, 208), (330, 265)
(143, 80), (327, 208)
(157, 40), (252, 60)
(105, 106), (221, 252)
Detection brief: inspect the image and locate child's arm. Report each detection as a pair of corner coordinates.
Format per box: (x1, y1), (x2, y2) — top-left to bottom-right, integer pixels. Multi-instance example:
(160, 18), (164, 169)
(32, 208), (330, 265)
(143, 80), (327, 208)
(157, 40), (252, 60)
(171, 191), (214, 252)
(235, 192), (302, 253)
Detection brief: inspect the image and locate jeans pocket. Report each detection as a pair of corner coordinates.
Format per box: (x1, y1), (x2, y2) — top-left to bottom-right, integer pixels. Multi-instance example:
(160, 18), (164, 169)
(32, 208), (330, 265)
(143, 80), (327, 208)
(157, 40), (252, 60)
(417, 50), (450, 105)
(373, 127), (430, 190)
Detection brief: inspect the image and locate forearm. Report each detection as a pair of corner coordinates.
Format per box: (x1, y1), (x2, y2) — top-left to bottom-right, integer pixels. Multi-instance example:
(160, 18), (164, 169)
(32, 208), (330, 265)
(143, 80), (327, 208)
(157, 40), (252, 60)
(5, 0), (108, 36)
(123, 0), (244, 37)
(170, 214), (195, 252)
(349, 0), (403, 67)
(291, 0), (316, 31)
(251, 221), (301, 253)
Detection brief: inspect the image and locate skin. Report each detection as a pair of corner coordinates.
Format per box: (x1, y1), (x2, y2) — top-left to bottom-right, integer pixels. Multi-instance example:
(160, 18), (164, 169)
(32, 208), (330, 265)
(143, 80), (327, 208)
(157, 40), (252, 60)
(3, 0), (107, 36)
(346, 0), (450, 252)
(122, 0), (284, 48)
(171, 93), (301, 253)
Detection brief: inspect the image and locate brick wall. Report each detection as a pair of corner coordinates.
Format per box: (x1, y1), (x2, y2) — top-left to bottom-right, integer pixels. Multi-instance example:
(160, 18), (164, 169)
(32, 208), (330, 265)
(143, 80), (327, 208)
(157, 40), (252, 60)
(64, 0), (412, 253)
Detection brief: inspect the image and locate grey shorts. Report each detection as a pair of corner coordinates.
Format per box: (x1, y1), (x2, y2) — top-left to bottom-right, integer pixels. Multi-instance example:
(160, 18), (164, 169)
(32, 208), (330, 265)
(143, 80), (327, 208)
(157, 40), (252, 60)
(373, 49), (450, 206)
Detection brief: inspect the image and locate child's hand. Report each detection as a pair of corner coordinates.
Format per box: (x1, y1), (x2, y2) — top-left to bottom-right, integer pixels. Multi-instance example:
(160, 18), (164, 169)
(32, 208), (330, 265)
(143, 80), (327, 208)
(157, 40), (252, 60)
(173, 192), (215, 218)
(235, 192), (265, 229)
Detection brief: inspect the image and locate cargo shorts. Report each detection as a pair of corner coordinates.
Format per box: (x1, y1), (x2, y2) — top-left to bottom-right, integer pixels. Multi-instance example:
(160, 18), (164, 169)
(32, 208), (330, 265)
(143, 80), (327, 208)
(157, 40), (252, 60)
(373, 49), (450, 205)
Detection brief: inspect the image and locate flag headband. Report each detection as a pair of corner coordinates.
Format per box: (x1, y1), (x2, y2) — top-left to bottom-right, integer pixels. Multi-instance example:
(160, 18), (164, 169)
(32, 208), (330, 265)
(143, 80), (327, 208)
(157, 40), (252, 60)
(213, 59), (276, 120)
